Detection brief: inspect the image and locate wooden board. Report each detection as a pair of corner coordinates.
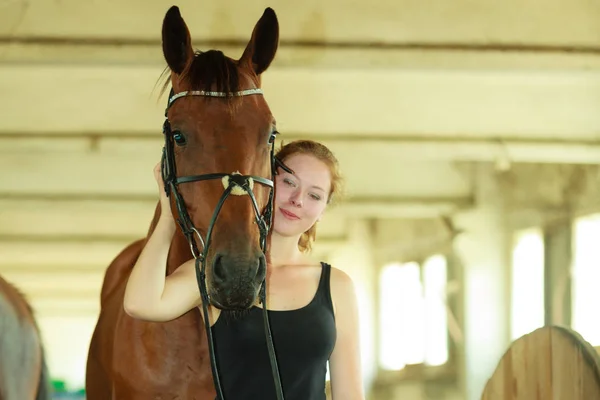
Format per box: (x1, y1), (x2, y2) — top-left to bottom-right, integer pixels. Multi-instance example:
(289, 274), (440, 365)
(482, 325), (600, 399)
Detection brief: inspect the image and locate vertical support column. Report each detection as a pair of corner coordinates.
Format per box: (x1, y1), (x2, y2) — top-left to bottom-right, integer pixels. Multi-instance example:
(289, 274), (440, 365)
(544, 220), (572, 327)
(328, 218), (377, 392)
(452, 165), (510, 400)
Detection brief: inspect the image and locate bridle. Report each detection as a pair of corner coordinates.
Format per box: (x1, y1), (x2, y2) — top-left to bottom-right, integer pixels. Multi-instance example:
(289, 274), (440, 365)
(161, 87), (291, 400)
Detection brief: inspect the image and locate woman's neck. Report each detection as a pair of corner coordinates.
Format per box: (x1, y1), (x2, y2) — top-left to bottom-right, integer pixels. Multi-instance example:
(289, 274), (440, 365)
(268, 233), (303, 267)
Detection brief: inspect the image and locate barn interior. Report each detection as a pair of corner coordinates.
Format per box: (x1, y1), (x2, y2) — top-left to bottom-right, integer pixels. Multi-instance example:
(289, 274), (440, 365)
(1, 1), (599, 399)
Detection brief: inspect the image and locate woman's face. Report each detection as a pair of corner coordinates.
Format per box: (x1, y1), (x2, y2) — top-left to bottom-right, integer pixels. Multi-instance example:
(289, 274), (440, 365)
(273, 153), (332, 238)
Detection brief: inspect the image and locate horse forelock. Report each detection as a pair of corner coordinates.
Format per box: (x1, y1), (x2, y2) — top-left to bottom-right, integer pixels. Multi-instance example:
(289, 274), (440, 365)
(159, 50), (250, 111)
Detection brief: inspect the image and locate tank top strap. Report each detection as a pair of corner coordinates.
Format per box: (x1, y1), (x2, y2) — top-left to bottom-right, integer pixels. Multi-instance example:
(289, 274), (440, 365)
(315, 262), (334, 312)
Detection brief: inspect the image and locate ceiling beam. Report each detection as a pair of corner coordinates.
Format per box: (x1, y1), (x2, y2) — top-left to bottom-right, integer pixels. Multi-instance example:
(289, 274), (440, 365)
(2, 0), (600, 47)
(0, 231), (352, 267)
(10, 287), (101, 299)
(0, 265), (109, 275)
(1, 134), (598, 165)
(0, 194), (468, 247)
(1, 64), (600, 141)
(0, 146), (472, 199)
(312, 137), (600, 165)
(0, 241), (131, 268)
(26, 298), (99, 316)
(3, 41), (600, 70)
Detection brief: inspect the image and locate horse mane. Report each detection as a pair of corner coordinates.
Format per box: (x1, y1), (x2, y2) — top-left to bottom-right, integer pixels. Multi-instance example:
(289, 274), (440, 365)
(158, 50), (243, 105)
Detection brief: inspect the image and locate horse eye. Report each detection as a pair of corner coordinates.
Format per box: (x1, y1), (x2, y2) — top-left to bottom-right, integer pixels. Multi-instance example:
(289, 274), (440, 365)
(173, 131), (186, 146)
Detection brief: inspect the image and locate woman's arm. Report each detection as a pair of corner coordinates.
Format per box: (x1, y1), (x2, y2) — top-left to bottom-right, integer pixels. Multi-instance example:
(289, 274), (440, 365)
(123, 163), (202, 322)
(328, 268), (365, 400)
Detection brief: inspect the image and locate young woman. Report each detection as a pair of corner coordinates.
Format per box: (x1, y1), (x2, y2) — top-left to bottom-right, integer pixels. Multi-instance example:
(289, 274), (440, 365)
(124, 140), (365, 400)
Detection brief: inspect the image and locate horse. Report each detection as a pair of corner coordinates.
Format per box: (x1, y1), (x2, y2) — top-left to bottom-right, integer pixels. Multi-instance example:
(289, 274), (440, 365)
(0, 275), (52, 400)
(86, 6), (287, 399)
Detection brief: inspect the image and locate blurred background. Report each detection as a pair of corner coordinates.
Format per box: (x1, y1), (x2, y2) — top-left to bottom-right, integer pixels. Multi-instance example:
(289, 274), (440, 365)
(0, 1), (599, 399)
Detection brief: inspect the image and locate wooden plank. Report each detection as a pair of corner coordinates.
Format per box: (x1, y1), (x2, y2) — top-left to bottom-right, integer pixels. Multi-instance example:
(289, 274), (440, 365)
(12, 286), (101, 300)
(0, 200), (351, 242)
(0, 241), (134, 267)
(0, 270), (105, 292)
(3, 135), (600, 165)
(0, 235), (341, 269)
(0, 195), (467, 244)
(482, 325), (600, 399)
(4, 42), (600, 71)
(27, 298), (100, 316)
(3, 0), (600, 46)
(0, 198), (155, 237)
(0, 147), (473, 198)
(0, 151), (157, 195)
(2, 65), (600, 140)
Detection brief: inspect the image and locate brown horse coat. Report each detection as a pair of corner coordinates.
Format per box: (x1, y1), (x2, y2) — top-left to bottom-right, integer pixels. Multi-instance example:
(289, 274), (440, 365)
(86, 5), (281, 399)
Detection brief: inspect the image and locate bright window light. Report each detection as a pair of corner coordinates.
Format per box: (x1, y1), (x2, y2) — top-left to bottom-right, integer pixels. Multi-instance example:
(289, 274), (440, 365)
(510, 228), (545, 340)
(380, 258), (449, 370)
(571, 213), (600, 346)
(423, 255), (448, 366)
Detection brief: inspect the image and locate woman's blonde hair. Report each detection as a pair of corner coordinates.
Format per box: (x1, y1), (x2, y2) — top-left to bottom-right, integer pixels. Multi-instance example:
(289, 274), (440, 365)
(275, 140), (344, 253)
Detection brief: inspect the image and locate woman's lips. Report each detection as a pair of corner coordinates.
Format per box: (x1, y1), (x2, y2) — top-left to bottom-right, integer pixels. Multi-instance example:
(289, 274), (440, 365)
(280, 208), (300, 220)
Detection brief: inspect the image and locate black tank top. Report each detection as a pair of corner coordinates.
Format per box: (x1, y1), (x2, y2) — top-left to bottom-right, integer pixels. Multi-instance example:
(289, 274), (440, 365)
(211, 262), (337, 400)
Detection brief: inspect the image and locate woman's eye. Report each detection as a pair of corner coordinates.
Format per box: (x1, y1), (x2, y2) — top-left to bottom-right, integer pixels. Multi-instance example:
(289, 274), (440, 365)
(283, 179), (295, 187)
(173, 131), (186, 146)
(310, 194), (321, 201)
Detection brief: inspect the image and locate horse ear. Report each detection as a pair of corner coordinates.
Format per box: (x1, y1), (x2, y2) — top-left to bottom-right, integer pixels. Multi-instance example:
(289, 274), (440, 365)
(162, 6), (194, 74)
(240, 8), (279, 76)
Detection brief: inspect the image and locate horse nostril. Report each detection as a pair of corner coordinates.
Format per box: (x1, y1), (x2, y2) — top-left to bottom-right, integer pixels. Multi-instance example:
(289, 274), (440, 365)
(213, 254), (226, 283)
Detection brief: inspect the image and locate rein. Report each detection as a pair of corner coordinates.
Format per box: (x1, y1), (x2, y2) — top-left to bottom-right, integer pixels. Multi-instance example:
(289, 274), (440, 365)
(161, 87), (291, 400)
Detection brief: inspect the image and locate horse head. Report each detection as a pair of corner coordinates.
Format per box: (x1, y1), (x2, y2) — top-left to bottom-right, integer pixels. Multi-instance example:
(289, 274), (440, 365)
(160, 6), (280, 310)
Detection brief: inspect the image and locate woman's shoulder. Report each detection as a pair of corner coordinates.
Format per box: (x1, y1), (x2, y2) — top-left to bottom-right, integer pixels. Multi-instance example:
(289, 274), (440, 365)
(327, 264), (353, 284)
(325, 265), (359, 319)
(326, 265), (356, 297)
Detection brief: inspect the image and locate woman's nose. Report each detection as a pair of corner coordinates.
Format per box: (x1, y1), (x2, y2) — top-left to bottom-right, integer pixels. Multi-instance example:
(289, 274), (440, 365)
(289, 192), (303, 207)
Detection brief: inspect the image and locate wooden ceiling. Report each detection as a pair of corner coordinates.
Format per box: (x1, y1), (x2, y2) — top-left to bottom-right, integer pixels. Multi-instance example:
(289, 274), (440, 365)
(0, 0), (599, 315)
